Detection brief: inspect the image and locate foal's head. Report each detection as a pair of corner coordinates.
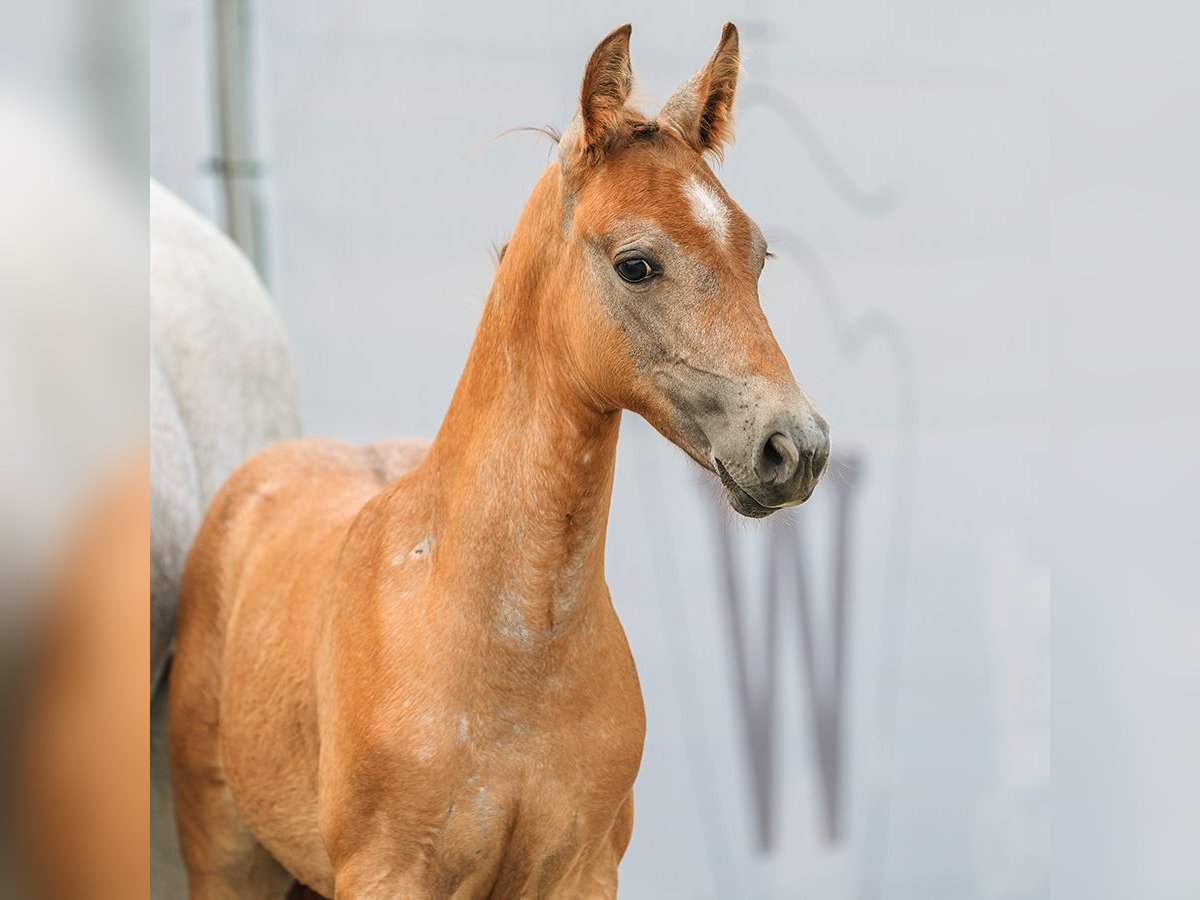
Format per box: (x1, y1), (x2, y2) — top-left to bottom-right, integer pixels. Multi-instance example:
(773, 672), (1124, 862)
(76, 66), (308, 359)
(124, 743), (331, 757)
(553, 24), (829, 517)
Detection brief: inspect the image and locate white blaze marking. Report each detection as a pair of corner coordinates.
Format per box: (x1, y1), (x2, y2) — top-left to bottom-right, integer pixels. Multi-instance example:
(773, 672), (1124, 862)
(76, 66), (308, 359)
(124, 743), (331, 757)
(685, 175), (730, 244)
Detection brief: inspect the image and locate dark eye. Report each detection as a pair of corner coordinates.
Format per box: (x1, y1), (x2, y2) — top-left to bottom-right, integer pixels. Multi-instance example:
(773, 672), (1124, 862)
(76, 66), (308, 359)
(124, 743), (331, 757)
(615, 258), (655, 283)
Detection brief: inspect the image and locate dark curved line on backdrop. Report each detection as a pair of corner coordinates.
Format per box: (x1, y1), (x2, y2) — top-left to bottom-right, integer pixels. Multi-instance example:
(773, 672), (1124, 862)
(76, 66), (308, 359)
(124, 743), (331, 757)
(740, 82), (899, 217)
(766, 226), (918, 900)
(709, 474), (858, 848)
(709, 490), (783, 851)
(633, 447), (738, 900)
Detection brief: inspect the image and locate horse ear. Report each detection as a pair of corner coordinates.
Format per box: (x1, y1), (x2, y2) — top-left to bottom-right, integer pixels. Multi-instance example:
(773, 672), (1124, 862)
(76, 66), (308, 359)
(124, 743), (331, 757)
(659, 23), (740, 160)
(576, 24), (634, 164)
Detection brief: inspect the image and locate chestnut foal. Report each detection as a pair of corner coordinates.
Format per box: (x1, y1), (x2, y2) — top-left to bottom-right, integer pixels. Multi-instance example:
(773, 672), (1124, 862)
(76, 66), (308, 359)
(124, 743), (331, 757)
(170, 23), (829, 899)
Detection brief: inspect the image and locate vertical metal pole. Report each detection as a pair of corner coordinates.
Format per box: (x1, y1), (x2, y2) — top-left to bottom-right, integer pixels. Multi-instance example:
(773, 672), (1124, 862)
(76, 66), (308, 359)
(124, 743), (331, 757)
(211, 0), (266, 278)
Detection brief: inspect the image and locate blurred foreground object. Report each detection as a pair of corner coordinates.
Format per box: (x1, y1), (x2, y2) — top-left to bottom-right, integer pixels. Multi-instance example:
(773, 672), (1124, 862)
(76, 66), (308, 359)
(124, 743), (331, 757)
(23, 459), (149, 900)
(0, 99), (143, 636)
(0, 96), (143, 894)
(150, 182), (302, 897)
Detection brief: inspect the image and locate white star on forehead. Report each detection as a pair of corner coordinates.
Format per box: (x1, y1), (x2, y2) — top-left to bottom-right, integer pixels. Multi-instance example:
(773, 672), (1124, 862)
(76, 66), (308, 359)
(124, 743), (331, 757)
(684, 174), (730, 245)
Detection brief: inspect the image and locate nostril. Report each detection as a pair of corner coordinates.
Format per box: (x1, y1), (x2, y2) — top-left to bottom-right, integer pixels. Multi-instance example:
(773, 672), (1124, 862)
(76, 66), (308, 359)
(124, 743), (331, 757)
(803, 436), (831, 484)
(758, 432), (799, 484)
(814, 446), (830, 478)
(763, 437), (784, 469)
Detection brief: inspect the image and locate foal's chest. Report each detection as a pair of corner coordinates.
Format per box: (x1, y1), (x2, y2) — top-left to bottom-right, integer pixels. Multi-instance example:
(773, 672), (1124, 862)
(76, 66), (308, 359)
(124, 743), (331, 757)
(336, 577), (646, 894)
(418, 752), (634, 898)
(380, 660), (644, 894)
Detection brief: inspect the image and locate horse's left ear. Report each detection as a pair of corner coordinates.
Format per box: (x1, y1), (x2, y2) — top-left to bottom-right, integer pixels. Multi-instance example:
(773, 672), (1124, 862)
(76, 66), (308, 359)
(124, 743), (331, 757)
(659, 23), (740, 160)
(578, 24), (634, 163)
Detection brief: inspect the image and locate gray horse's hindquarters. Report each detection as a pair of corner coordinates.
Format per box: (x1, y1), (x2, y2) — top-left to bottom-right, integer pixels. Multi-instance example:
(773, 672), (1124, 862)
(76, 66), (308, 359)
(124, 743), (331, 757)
(148, 179), (301, 695)
(149, 180), (302, 899)
(149, 356), (200, 695)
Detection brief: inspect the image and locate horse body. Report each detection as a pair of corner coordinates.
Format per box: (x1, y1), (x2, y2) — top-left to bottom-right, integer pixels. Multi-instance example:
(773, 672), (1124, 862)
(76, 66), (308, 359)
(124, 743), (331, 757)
(150, 179), (302, 695)
(171, 24), (829, 899)
(151, 181), (302, 899)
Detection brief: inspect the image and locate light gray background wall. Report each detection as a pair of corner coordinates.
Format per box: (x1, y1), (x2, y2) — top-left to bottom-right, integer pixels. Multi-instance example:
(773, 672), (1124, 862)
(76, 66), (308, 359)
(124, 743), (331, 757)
(150, 3), (1062, 898)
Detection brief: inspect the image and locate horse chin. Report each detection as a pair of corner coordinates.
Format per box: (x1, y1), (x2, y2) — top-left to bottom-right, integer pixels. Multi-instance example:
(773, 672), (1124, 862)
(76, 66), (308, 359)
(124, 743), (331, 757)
(713, 459), (778, 519)
(727, 491), (777, 519)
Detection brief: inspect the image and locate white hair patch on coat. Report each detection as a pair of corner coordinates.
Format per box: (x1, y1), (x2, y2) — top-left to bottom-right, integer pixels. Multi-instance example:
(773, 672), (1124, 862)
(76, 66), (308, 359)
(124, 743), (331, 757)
(684, 175), (730, 244)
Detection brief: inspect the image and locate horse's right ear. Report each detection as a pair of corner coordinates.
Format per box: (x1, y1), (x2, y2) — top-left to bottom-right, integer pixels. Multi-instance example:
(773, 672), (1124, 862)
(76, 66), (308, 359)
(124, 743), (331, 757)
(571, 24), (633, 166)
(659, 23), (740, 161)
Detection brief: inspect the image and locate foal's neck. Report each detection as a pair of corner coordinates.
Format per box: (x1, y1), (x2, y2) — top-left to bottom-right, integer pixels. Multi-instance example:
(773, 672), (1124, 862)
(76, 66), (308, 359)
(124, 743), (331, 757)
(422, 171), (619, 635)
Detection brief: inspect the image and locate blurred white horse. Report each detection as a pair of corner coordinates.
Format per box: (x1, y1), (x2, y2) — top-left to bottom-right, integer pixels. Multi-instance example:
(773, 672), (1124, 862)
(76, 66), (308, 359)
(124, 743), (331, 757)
(150, 181), (301, 898)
